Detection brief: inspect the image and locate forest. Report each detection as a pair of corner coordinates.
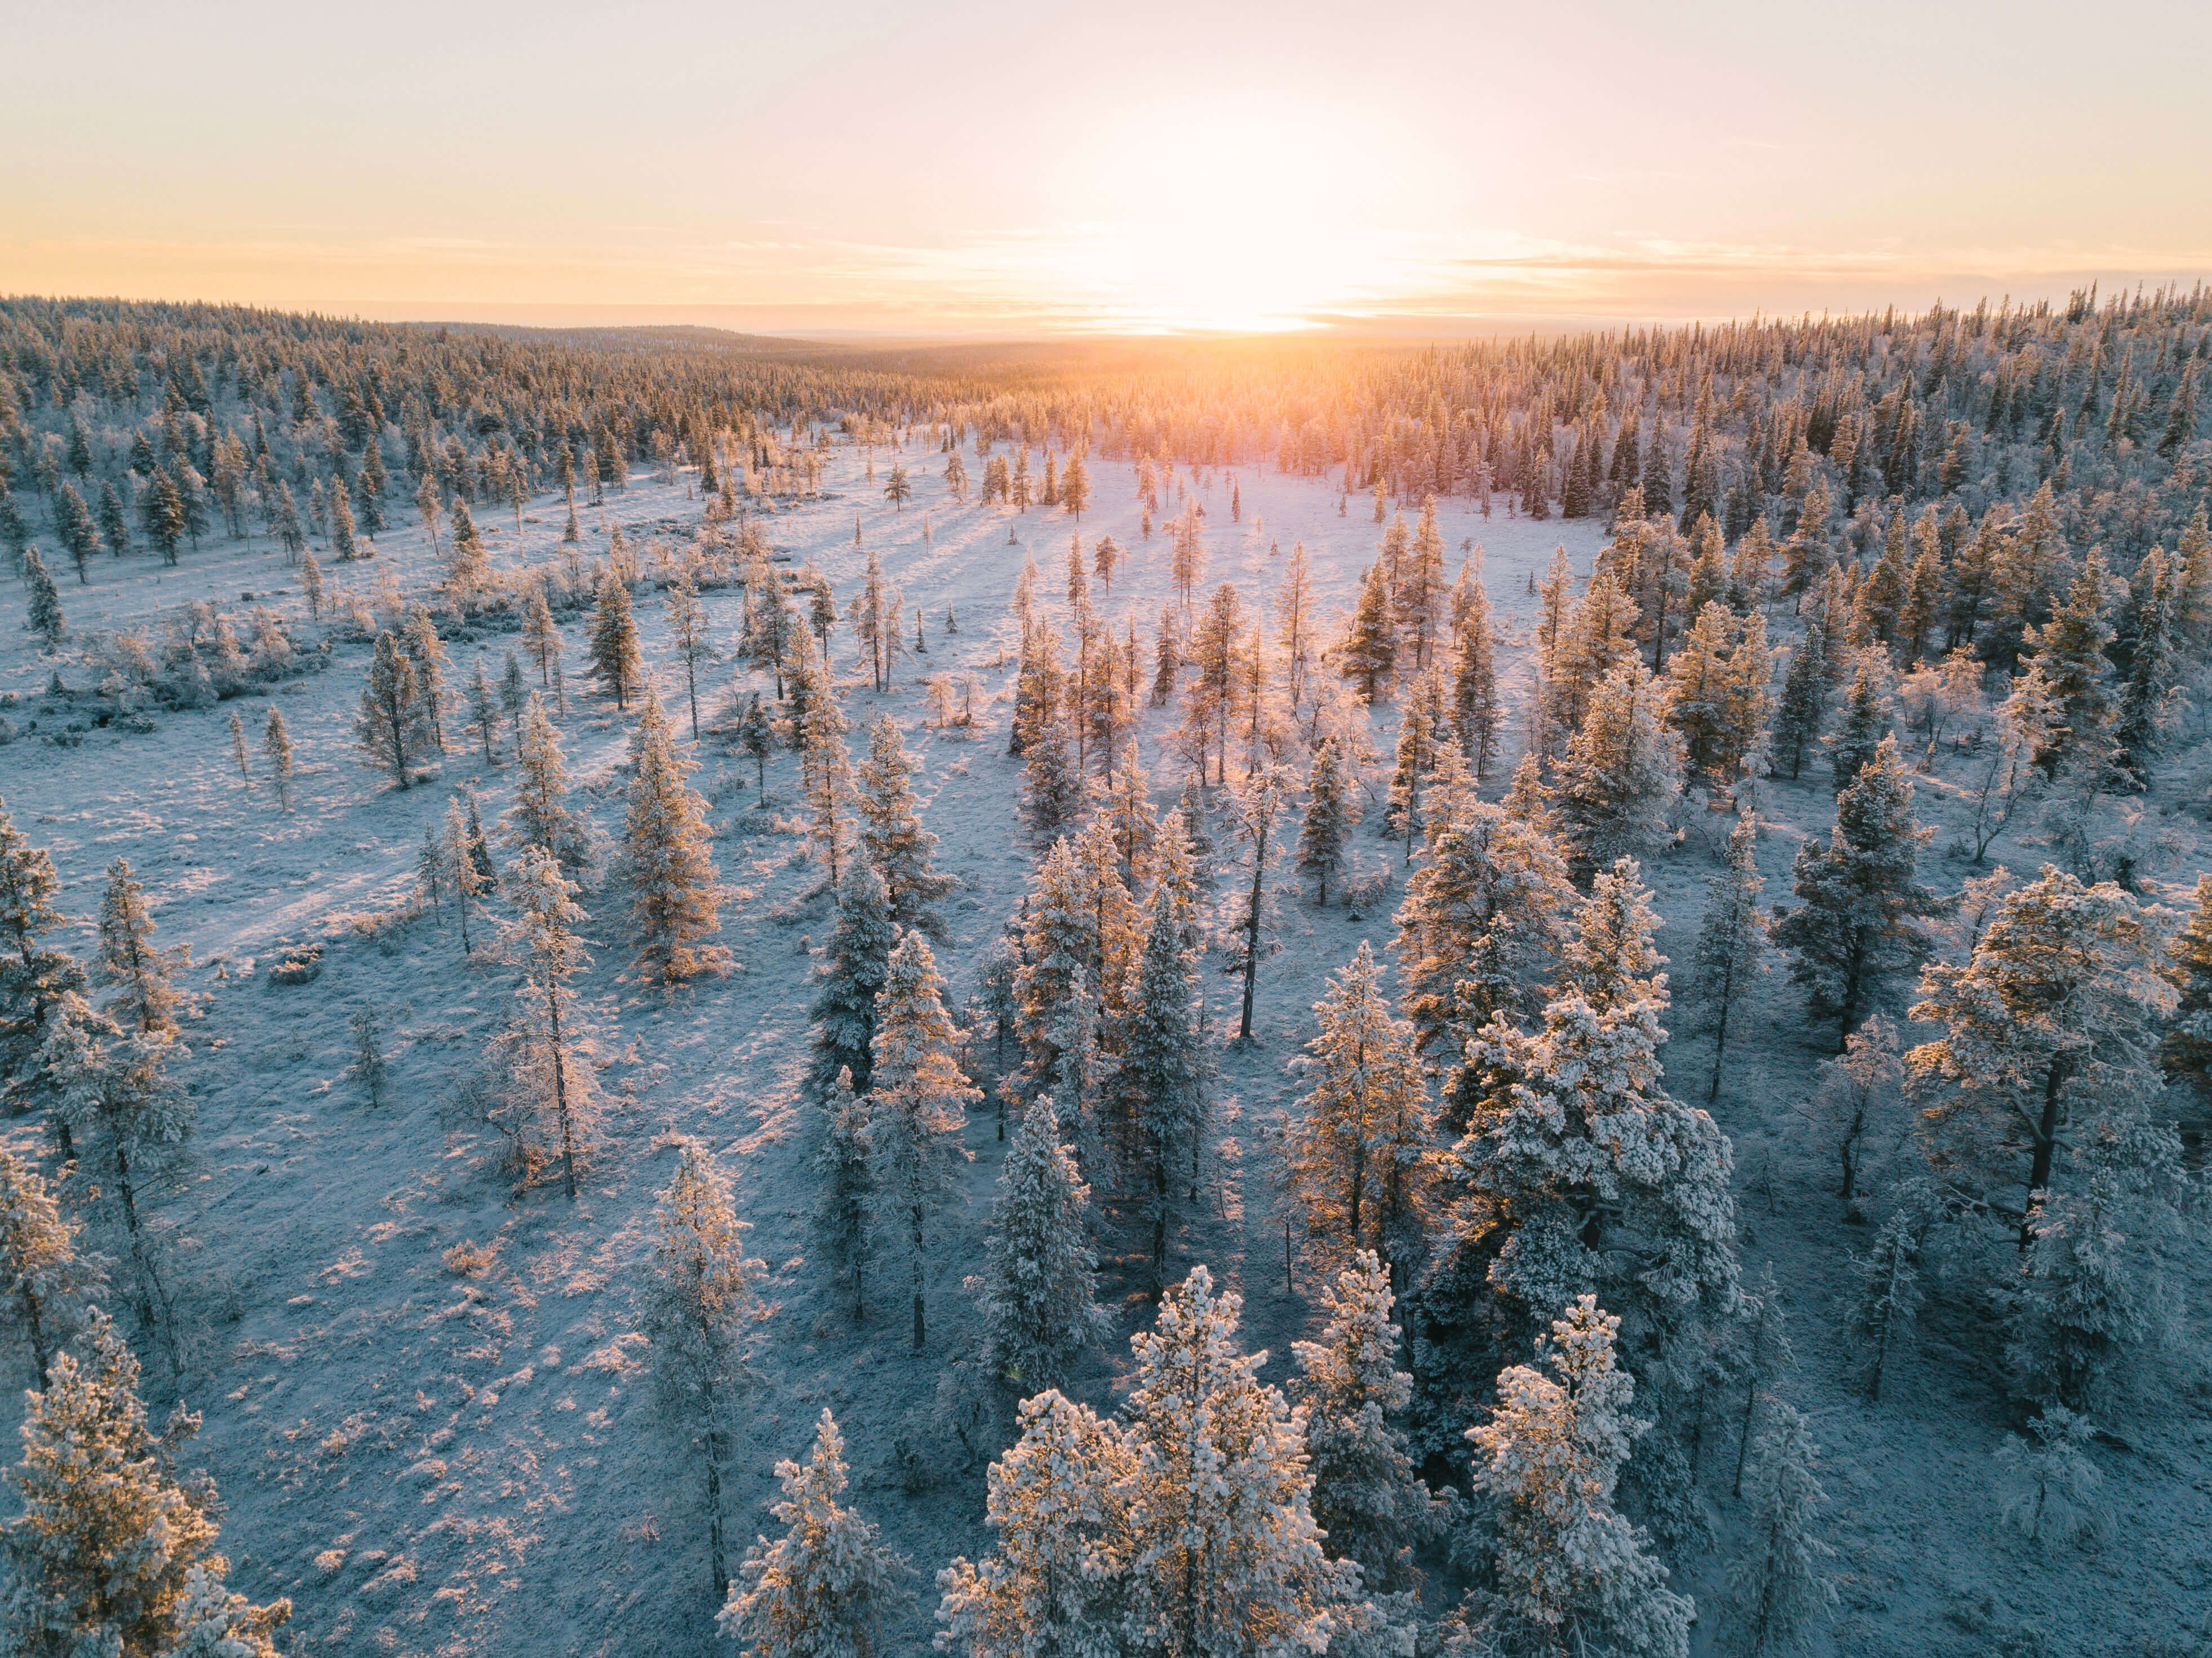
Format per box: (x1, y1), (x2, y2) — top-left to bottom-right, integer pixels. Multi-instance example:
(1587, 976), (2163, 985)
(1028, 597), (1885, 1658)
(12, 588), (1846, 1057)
(0, 288), (2208, 1657)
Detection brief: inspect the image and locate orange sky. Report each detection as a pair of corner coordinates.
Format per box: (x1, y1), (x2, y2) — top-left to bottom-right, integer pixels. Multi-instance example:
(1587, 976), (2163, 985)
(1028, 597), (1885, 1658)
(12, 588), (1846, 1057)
(6, 0), (2209, 338)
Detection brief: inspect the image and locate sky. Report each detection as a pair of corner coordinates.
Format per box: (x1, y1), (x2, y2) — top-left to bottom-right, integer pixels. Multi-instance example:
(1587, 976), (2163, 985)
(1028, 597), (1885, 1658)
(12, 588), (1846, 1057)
(5, 0), (2210, 339)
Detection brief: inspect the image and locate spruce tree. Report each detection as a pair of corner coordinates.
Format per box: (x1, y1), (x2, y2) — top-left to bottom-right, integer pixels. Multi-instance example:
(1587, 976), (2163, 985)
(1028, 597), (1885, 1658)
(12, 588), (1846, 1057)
(1721, 1403), (1837, 1657)
(1908, 866), (2171, 1246)
(1690, 811), (1768, 1102)
(1019, 714), (1084, 842)
(587, 569), (643, 710)
(354, 630), (426, 788)
(1119, 1265), (1384, 1658)
(794, 628), (856, 885)
(868, 932), (978, 1349)
(1285, 943), (1433, 1276)
(643, 1138), (765, 1599)
(1451, 862), (1738, 1347)
(402, 605), (450, 753)
(624, 693), (725, 982)
(1773, 737), (1940, 1047)
(3, 1311), (286, 1658)
(509, 694), (589, 867)
(1555, 662), (1683, 880)
(0, 1150), (99, 1386)
(500, 846), (592, 1199)
(1451, 571), (1502, 777)
(522, 583), (561, 685)
(1827, 651), (1894, 793)
(465, 657), (500, 764)
(935, 1390), (1136, 1658)
(1229, 764), (1295, 1042)
(813, 1068), (874, 1320)
(720, 1411), (913, 1656)
(808, 858), (895, 1100)
(1115, 883), (1204, 1285)
(261, 708), (293, 811)
(1289, 1250), (1442, 1592)
(1770, 618), (1826, 782)
(1391, 793), (1573, 1061)
(857, 715), (954, 938)
(0, 799), (88, 1087)
(2113, 544), (2180, 786)
(666, 572), (715, 739)
(1296, 735), (1353, 906)
(1845, 1212), (1922, 1402)
(25, 548), (65, 648)
(96, 859), (185, 1037)
(1461, 1297), (1692, 1658)
(1339, 562), (1397, 702)
(978, 1097), (1105, 1394)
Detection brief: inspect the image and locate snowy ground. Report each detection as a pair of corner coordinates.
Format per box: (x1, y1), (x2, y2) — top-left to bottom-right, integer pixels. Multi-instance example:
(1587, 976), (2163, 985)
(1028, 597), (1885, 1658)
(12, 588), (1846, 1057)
(2, 445), (2207, 1657)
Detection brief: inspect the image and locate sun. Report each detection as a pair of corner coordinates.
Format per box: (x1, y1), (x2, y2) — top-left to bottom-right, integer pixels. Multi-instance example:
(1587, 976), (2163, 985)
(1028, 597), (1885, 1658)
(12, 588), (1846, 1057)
(1041, 95), (1435, 333)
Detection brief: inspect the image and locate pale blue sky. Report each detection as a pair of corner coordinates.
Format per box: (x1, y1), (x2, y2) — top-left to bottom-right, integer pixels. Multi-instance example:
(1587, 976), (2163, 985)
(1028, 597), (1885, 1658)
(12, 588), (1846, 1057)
(5, 0), (2207, 334)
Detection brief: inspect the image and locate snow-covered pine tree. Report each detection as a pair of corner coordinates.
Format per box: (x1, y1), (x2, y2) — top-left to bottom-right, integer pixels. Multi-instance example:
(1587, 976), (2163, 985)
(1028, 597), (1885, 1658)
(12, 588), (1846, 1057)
(2014, 551), (2117, 782)
(1730, 1261), (1797, 1500)
(818, 1070), (876, 1335)
(354, 629), (427, 787)
(720, 1410), (914, 1656)
(1772, 737), (1941, 1048)
(2002, 1110), (2196, 1411)
(1391, 794), (1573, 1060)
(155, 1561), (291, 1657)
(226, 708), (250, 785)
(1296, 735), (1353, 906)
(509, 693), (590, 867)
(1825, 651), (1894, 793)
(2113, 544), (2181, 788)
(934, 1389), (1136, 1658)
(868, 932), (978, 1349)
(1120, 1265), (1390, 1657)
(857, 715), (955, 938)
(522, 582), (562, 685)
(401, 605), (450, 754)
(978, 1096), (1106, 1394)
(499, 845), (593, 1199)
(1461, 1296), (1691, 1658)
(1285, 943), (1434, 1276)
(1845, 1211), (1922, 1402)
(1690, 810), (1768, 1102)
(2, 1310), (286, 1658)
(1908, 865), (2170, 1243)
(1338, 561), (1398, 704)
(666, 571), (716, 739)
(261, 707), (293, 812)
(1451, 861), (1738, 1353)
(624, 691), (726, 982)
(43, 999), (185, 1362)
(0, 800), (88, 1091)
(1770, 615), (1827, 782)
(0, 1149), (100, 1386)
(500, 650), (529, 748)
(1451, 569), (1502, 778)
(739, 692), (775, 804)
(587, 568), (643, 710)
(465, 656), (500, 764)
(1555, 661), (1683, 881)
(1720, 1402), (1837, 1657)
(1114, 882), (1204, 1285)
(25, 547), (65, 647)
(96, 857), (185, 1038)
(808, 857), (896, 1100)
(1801, 1015), (1903, 1204)
(642, 1138), (765, 1597)
(794, 627), (857, 884)
(441, 796), (485, 957)
(1383, 693), (1435, 859)
(1229, 764), (1295, 1041)
(1021, 713), (1085, 841)
(1993, 1405), (2103, 1548)
(1290, 1249), (1443, 1591)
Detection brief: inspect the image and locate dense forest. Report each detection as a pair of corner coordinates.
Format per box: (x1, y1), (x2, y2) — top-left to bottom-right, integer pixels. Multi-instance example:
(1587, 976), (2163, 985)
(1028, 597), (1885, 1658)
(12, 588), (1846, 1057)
(1, 290), (2208, 1658)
